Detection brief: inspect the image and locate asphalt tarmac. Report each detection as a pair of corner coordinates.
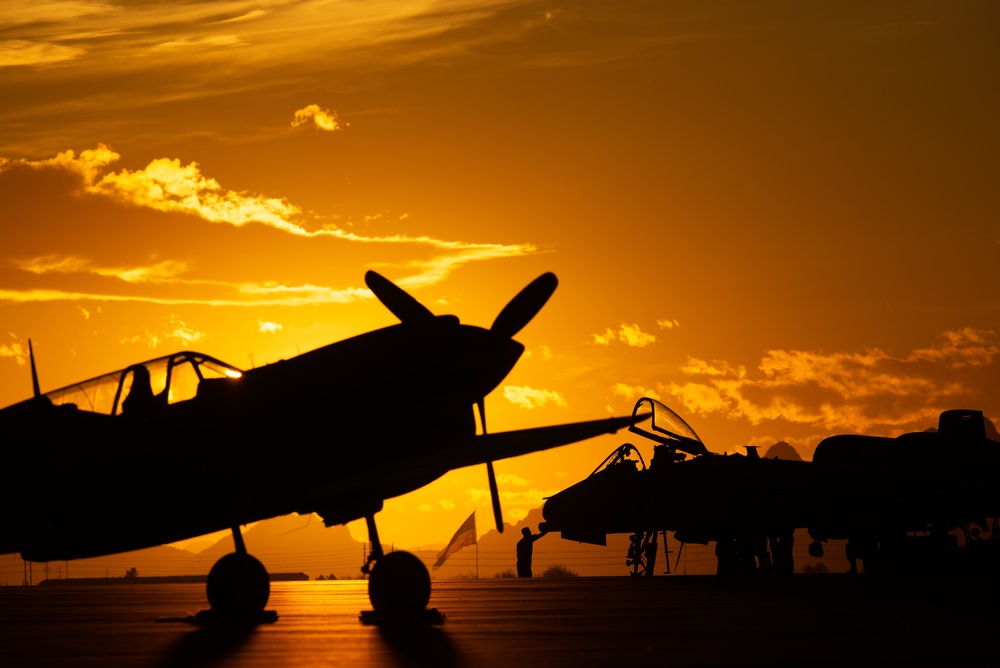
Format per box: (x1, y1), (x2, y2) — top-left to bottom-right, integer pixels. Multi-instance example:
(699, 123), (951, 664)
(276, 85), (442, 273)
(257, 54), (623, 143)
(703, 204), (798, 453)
(0, 575), (996, 667)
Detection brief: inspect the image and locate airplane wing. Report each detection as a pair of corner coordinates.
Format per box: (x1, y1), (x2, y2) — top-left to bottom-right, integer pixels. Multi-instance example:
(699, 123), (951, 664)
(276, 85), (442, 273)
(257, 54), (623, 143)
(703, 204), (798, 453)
(305, 414), (648, 501)
(441, 414), (649, 471)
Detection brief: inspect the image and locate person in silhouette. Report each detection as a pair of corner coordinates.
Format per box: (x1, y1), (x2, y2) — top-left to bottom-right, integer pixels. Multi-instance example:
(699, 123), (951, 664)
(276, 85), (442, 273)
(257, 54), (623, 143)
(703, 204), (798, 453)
(516, 526), (548, 578)
(122, 364), (155, 416)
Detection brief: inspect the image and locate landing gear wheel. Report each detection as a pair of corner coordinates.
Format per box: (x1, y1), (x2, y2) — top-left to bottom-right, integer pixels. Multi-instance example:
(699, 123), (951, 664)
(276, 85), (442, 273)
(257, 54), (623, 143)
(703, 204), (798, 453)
(206, 552), (270, 620)
(368, 551), (431, 622)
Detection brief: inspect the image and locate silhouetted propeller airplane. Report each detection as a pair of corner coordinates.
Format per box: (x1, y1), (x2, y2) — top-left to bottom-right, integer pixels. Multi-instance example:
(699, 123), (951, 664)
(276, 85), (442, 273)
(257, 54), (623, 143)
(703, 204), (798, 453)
(0, 271), (645, 621)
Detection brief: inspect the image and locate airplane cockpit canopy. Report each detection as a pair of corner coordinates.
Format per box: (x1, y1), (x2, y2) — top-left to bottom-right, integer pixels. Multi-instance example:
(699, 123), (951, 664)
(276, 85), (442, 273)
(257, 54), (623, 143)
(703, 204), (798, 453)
(629, 397), (710, 457)
(42, 352), (242, 416)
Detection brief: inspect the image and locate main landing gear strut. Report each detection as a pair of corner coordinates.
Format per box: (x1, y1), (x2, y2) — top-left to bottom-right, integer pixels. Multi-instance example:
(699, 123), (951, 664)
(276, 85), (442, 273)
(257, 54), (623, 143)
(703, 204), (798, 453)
(200, 517), (435, 624)
(204, 525), (272, 622)
(361, 513), (433, 623)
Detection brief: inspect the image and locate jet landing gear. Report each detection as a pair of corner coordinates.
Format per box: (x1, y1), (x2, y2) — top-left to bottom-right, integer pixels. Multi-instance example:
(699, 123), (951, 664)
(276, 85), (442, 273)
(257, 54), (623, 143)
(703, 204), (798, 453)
(627, 530), (667, 576)
(360, 514), (437, 624)
(203, 525), (274, 623)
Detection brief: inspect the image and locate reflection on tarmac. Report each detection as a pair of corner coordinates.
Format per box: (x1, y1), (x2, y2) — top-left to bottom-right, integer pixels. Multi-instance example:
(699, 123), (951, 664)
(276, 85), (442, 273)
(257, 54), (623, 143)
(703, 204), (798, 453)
(0, 577), (997, 667)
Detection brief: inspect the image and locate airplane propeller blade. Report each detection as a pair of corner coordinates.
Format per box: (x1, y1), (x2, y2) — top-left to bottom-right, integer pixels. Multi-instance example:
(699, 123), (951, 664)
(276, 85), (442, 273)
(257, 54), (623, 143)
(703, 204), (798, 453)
(486, 461), (503, 532)
(491, 273), (558, 338)
(478, 399), (505, 533)
(365, 271), (435, 322)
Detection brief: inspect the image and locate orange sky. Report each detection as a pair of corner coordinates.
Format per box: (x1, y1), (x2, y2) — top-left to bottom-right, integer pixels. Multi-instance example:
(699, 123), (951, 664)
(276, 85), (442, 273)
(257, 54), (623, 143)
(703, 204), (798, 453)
(1, 1), (998, 551)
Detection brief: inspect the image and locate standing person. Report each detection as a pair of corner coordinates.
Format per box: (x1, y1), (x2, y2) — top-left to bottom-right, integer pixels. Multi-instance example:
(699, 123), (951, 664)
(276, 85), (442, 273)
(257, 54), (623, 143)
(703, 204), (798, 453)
(516, 526), (548, 578)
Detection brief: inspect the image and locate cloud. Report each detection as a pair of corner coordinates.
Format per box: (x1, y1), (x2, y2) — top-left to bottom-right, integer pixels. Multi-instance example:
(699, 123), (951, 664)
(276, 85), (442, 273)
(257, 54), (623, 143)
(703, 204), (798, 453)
(0, 338), (28, 366)
(681, 358), (746, 378)
(152, 35), (244, 51)
(3, 147), (526, 251)
(661, 328), (999, 434)
(0, 146), (539, 305)
(14, 255), (189, 283)
(909, 327), (998, 368)
(503, 385), (567, 409)
(496, 473), (528, 486)
(257, 320), (283, 334)
(237, 283), (372, 305)
(291, 105), (346, 132)
(0, 284), (373, 308)
(466, 486), (554, 507)
(6, 146), (537, 256)
(610, 382), (660, 402)
(2, 1), (120, 26)
(218, 10), (270, 24)
(91, 154), (306, 236)
(0, 40), (86, 67)
(593, 323), (656, 347)
(657, 318), (680, 329)
(507, 508), (529, 523)
(9, 254), (374, 307)
(119, 316), (205, 348)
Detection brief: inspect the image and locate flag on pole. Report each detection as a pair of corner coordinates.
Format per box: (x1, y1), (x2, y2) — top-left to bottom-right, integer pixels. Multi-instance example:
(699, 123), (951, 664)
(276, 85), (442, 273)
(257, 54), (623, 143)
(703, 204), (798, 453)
(433, 511), (477, 570)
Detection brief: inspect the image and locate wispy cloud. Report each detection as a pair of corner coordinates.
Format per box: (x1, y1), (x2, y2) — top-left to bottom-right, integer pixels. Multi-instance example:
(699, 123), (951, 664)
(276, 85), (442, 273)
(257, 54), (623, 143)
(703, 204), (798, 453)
(217, 10), (270, 25)
(9, 253), (376, 306)
(119, 316), (205, 348)
(2, 1), (120, 26)
(0, 146), (539, 305)
(14, 255), (189, 283)
(0, 284), (373, 308)
(0, 40), (86, 67)
(151, 35), (245, 51)
(2, 146), (536, 258)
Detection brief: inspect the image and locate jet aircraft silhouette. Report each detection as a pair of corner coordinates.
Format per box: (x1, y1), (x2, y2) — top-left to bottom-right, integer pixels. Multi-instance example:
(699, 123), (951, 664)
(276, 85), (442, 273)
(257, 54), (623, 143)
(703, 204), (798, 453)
(541, 397), (1000, 576)
(0, 271), (643, 621)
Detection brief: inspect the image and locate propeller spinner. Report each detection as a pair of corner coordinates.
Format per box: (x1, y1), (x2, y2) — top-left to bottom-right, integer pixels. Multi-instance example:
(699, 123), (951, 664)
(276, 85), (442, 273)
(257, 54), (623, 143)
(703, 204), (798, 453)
(364, 270), (558, 532)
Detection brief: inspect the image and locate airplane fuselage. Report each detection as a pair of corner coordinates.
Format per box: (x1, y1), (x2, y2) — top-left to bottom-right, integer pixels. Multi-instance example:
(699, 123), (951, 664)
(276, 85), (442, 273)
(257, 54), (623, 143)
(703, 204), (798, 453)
(1, 316), (523, 561)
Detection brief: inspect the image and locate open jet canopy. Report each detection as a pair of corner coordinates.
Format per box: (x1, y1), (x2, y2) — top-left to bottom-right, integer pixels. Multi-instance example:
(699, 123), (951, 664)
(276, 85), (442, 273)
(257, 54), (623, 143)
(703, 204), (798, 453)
(628, 397), (709, 457)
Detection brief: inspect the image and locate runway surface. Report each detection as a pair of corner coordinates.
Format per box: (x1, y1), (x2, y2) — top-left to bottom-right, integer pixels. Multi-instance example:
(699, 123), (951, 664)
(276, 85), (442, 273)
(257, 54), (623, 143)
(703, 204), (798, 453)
(0, 575), (996, 667)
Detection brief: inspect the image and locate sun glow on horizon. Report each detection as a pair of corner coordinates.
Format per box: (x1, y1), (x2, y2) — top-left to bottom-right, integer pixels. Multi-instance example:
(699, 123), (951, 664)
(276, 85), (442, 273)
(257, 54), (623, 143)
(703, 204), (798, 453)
(0, 1), (997, 565)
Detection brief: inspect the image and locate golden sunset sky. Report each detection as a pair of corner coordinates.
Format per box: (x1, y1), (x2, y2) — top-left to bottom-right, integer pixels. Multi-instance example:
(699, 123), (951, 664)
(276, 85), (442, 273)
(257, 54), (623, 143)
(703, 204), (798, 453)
(1, 1), (998, 550)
